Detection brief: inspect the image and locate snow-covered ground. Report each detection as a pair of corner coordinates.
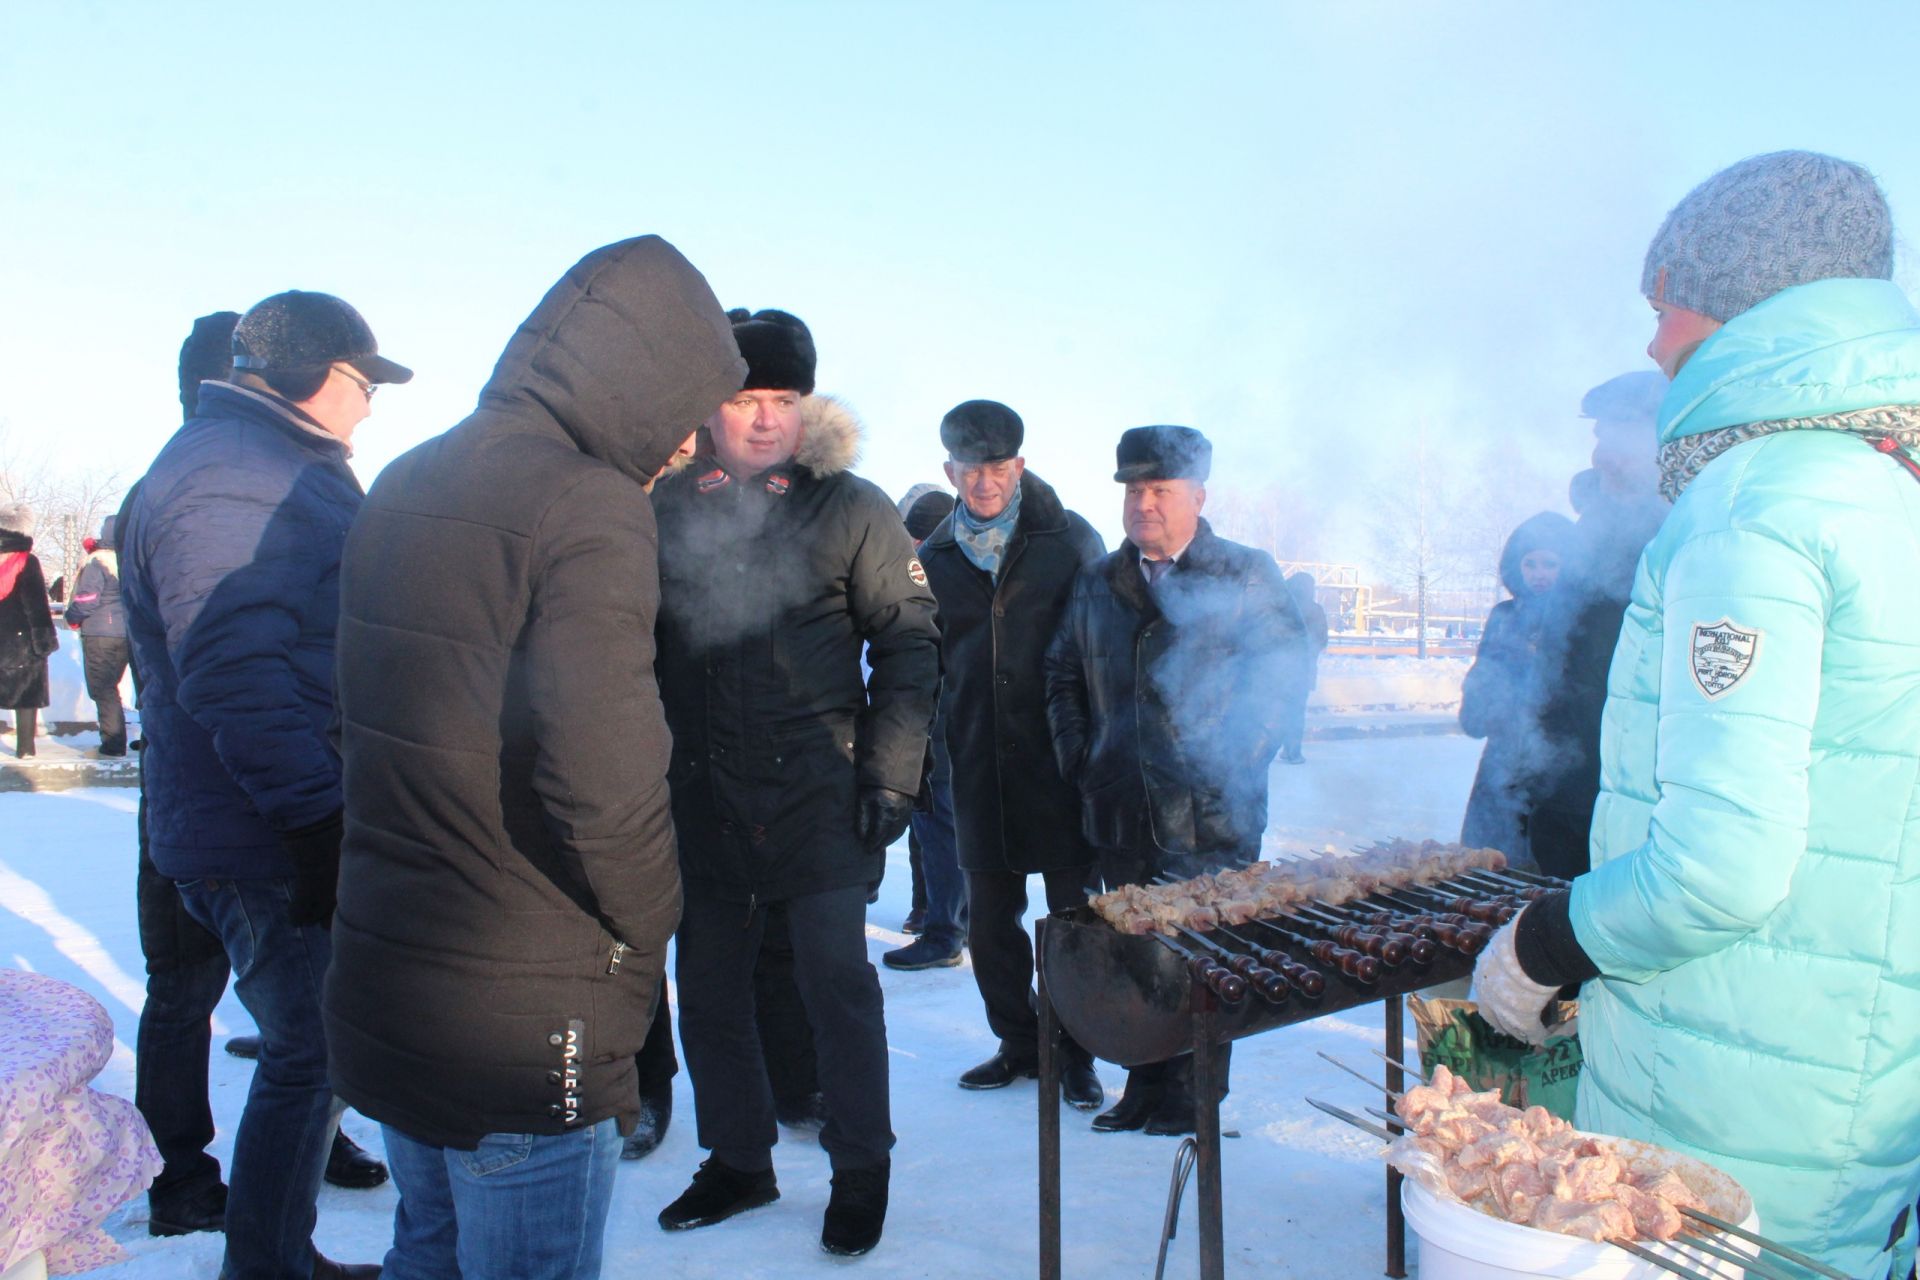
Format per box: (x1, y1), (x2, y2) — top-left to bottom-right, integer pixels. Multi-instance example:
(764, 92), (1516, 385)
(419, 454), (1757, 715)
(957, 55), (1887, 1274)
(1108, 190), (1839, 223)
(0, 733), (1484, 1278)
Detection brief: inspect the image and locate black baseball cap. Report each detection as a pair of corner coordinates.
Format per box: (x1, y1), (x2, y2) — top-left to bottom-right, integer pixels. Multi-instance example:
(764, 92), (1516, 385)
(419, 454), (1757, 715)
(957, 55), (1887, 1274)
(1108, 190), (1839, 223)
(232, 290), (413, 384)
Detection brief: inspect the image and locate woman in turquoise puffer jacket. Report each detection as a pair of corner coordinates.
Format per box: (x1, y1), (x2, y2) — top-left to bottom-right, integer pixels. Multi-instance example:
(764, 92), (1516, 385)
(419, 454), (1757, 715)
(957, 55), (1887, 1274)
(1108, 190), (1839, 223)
(1471, 151), (1920, 1279)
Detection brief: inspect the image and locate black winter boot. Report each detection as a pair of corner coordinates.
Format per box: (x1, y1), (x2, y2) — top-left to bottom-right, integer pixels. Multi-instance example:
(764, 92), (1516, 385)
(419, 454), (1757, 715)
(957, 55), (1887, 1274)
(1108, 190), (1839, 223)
(325, 1130), (389, 1188)
(820, 1159), (889, 1256)
(1091, 1065), (1164, 1132)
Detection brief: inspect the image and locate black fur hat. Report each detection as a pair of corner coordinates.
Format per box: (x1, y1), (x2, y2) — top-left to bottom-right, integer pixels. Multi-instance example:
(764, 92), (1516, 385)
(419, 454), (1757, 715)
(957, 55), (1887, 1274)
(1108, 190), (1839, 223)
(179, 311), (242, 418)
(940, 400), (1024, 463)
(1113, 425), (1211, 483)
(728, 307), (816, 394)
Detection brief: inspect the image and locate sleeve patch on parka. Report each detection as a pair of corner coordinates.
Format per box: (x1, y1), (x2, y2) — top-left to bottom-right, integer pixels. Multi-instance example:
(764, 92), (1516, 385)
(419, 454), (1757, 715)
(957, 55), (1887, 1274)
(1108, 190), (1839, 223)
(907, 557), (927, 587)
(1689, 618), (1762, 700)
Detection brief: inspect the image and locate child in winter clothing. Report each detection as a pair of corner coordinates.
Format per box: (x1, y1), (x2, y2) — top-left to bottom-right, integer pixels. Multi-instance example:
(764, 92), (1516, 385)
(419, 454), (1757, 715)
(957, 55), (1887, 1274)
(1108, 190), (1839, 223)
(0, 502), (58, 758)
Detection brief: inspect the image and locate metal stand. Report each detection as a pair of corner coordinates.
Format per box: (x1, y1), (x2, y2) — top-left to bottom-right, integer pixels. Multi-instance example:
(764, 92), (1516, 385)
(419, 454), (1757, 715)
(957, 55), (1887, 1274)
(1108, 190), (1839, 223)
(1191, 985), (1227, 1280)
(1037, 922), (1063, 1280)
(1154, 1138), (1200, 1280)
(1384, 994), (1407, 1278)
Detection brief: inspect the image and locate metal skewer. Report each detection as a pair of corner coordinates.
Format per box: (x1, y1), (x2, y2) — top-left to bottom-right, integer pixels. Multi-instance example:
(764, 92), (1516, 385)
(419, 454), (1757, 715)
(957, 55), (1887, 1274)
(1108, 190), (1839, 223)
(1166, 921), (1290, 1005)
(1305, 1096), (1394, 1141)
(1610, 1239), (1719, 1280)
(1146, 932), (1248, 1004)
(1209, 923), (1328, 998)
(1369, 1048), (1430, 1084)
(1658, 1232), (1793, 1280)
(1314, 1051), (1402, 1102)
(1677, 1208), (1853, 1280)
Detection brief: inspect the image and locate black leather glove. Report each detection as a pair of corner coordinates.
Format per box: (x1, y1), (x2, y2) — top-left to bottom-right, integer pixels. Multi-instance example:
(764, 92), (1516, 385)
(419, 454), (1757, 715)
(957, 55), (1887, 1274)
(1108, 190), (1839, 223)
(281, 811), (344, 929)
(856, 786), (915, 855)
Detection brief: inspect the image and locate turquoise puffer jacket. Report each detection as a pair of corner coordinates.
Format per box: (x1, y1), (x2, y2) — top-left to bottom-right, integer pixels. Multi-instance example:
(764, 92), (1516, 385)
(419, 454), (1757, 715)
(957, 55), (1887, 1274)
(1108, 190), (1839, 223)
(1570, 279), (1920, 1279)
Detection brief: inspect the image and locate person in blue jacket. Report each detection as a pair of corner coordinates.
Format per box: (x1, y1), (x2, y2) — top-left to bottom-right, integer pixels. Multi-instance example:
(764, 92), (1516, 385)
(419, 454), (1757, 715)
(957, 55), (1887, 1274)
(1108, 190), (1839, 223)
(1472, 152), (1920, 1278)
(121, 290), (410, 1280)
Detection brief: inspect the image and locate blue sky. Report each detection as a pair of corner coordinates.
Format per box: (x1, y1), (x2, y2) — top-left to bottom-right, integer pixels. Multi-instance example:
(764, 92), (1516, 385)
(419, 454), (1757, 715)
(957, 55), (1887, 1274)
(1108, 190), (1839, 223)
(3, 2), (1916, 564)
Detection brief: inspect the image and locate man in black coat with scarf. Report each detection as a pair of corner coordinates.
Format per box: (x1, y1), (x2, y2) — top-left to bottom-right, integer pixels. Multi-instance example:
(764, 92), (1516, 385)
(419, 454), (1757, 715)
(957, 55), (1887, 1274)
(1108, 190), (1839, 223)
(1045, 426), (1308, 1135)
(650, 309), (939, 1258)
(326, 237), (744, 1279)
(912, 400), (1107, 1107)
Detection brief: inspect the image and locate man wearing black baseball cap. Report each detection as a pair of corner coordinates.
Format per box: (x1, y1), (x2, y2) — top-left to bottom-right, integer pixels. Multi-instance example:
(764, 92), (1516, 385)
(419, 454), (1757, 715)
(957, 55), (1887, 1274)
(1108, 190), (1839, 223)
(120, 287), (408, 1280)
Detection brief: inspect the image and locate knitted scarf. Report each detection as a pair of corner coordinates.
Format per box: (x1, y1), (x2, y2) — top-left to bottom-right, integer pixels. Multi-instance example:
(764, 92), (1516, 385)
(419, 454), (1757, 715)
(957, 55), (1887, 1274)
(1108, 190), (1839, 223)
(1657, 404), (1920, 500)
(953, 482), (1023, 578)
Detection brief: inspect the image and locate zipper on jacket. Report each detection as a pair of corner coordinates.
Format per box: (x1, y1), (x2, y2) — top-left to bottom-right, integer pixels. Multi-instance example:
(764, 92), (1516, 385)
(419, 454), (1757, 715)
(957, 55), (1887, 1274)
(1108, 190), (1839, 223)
(606, 940), (627, 975)
(744, 892), (757, 928)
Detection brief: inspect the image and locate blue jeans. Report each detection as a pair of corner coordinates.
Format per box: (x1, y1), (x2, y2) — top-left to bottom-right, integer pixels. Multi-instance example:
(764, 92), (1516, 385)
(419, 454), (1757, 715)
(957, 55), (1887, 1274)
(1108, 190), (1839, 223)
(175, 876), (339, 1280)
(381, 1120), (622, 1280)
(912, 736), (967, 947)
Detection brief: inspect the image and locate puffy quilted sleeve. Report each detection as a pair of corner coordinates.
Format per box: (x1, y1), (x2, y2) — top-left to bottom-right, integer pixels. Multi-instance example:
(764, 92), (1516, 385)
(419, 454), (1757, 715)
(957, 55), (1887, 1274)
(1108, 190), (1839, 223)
(1569, 526), (1827, 982)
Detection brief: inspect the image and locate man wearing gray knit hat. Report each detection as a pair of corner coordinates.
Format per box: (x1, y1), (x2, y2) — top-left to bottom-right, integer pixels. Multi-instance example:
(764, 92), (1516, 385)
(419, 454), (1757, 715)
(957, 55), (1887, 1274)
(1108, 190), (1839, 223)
(1470, 148), (1920, 1278)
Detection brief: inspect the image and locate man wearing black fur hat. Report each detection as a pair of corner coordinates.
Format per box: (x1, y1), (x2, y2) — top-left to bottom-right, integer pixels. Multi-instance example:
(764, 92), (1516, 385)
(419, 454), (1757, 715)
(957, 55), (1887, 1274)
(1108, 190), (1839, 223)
(912, 400), (1108, 1106)
(651, 308), (939, 1257)
(1045, 426), (1307, 1135)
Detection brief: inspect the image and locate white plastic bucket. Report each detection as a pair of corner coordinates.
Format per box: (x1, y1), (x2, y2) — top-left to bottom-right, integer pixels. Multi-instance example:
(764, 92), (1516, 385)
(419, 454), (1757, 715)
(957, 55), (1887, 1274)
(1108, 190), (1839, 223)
(1402, 1180), (1760, 1279)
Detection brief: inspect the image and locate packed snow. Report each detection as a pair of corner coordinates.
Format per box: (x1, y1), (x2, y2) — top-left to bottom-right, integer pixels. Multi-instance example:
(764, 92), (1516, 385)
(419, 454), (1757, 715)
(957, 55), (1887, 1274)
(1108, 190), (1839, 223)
(0, 732), (1483, 1278)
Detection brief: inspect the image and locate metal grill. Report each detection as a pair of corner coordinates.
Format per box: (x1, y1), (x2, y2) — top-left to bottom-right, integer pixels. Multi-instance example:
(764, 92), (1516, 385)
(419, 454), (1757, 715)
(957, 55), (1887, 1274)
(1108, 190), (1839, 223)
(1034, 865), (1567, 1280)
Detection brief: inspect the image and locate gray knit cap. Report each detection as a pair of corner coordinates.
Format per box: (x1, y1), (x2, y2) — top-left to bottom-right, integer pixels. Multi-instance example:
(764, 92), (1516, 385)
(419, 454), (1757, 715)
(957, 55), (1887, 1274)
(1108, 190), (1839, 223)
(1641, 150), (1893, 321)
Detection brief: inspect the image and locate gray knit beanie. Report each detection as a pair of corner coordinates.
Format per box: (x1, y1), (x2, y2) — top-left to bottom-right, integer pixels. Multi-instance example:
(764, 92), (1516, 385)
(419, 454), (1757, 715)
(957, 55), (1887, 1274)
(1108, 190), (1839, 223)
(1641, 150), (1893, 321)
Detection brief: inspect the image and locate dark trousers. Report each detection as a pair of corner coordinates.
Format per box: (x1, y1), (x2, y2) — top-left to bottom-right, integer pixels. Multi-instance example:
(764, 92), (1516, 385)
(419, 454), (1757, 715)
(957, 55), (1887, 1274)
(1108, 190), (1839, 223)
(676, 884), (892, 1173)
(136, 820), (231, 1202)
(83, 635), (129, 753)
(911, 772), (967, 948)
(752, 904), (819, 1105)
(633, 976), (677, 1093)
(177, 875), (342, 1280)
(1527, 804), (1594, 881)
(1278, 693), (1308, 758)
(965, 865), (1093, 1063)
(10, 706), (34, 756)
(635, 928), (814, 1101)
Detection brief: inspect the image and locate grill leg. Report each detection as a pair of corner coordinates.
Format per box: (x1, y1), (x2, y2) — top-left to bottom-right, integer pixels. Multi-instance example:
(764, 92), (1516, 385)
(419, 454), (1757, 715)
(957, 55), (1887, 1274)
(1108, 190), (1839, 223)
(1193, 988), (1225, 1280)
(1037, 922), (1062, 1280)
(1384, 993), (1407, 1278)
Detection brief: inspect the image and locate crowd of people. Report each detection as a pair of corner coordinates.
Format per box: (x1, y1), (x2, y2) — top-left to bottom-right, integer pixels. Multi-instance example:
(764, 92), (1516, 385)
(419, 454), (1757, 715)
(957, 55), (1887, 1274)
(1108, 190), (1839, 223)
(2, 147), (1913, 1280)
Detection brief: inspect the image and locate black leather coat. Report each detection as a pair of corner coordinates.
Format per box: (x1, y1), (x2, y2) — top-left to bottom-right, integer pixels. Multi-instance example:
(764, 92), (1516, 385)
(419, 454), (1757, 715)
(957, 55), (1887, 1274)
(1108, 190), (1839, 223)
(1044, 521), (1306, 866)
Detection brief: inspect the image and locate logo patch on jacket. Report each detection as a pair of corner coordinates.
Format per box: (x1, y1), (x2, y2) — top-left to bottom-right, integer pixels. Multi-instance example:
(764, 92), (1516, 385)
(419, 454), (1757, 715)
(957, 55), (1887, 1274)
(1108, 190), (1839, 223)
(907, 557), (927, 587)
(1689, 619), (1761, 700)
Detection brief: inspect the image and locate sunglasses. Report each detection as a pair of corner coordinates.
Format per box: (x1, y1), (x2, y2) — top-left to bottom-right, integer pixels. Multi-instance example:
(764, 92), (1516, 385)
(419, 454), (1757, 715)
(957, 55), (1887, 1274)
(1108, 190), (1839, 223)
(331, 364), (377, 400)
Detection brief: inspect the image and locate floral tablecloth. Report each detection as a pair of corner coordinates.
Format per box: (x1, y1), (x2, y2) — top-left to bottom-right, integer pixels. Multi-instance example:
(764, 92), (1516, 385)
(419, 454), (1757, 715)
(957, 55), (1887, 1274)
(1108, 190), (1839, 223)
(0, 969), (161, 1274)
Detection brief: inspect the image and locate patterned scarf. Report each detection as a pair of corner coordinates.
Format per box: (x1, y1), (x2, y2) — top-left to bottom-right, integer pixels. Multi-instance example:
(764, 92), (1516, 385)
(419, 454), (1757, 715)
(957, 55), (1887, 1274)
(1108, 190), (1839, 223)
(1657, 404), (1920, 500)
(953, 481), (1023, 578)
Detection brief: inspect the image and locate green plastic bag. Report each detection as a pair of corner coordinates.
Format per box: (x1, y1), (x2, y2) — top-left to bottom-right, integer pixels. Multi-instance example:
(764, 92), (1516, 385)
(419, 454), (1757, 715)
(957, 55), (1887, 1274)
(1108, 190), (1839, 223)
(1409, 995), (1584, 1120)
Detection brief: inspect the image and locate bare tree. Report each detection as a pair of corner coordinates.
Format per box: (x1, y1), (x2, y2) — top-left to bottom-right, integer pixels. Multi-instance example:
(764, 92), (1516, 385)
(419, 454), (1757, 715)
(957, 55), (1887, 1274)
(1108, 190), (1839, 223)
(0, 423), (123, 589)
(1206, 479), (1327, 564)
(1367, 421), (1475, 657)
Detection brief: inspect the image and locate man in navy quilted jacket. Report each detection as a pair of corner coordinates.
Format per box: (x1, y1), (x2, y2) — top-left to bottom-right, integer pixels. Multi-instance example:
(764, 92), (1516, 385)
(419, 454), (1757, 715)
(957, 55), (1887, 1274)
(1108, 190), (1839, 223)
(120, 290), (409, 1280)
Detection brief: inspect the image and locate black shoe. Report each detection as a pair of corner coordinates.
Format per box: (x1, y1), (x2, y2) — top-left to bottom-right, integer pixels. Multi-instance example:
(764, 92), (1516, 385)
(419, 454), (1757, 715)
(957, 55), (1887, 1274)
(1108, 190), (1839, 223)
(958, 1050), (1037, 1090)
(658, 1158), (779, 1231)
(312, 1255), (382, 1279)
(325, 1129), (389, 1189)
(1090, 1070), (1164, 1132)
(224, 1035), (260, 1060)
(621, 1082), (673, 1160)
(149, 1181), (226, 1236)
(881, 935), (963, 971)
(98, 745), (127, 758)
(1062, 1059), (1105, 1111)
(901, 907), (926, 935)
(774, 1091), (830, 1133)
(820, 1159), (889, 1257)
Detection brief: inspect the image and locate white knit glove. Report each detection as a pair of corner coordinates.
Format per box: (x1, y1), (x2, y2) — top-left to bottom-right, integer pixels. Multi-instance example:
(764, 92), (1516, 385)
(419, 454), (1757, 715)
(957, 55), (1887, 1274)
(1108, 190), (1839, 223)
(1469, 918), (1561, 1046)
